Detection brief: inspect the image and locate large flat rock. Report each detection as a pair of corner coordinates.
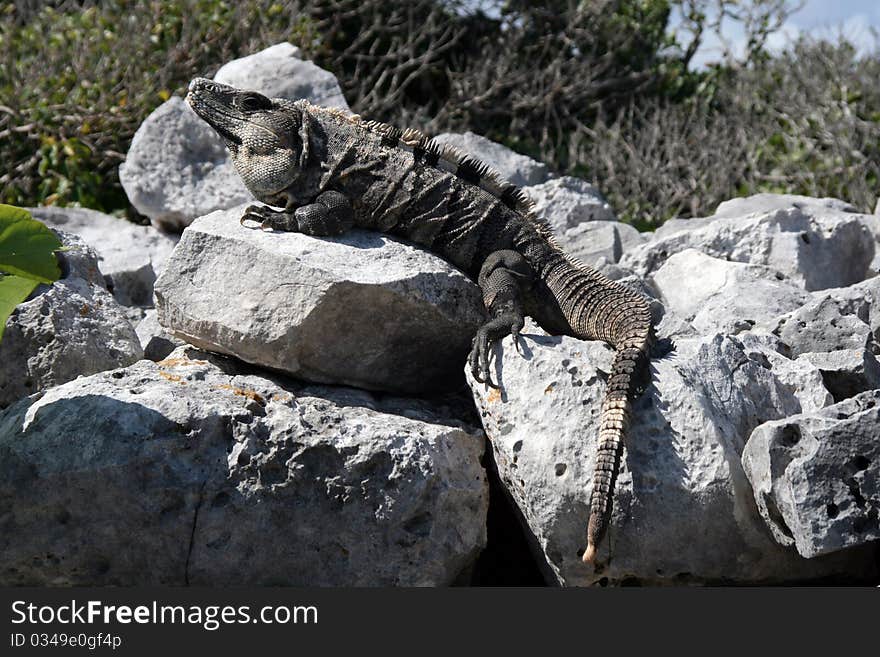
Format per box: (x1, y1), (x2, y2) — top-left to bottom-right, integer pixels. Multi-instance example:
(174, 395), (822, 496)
(154, 206), (486, 394)
(651, 249), (809, 335)
(0, 347), (488, 586)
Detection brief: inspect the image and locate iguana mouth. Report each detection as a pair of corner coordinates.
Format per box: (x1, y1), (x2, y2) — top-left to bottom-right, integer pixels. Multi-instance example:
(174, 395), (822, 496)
(185, 89), (243, 146)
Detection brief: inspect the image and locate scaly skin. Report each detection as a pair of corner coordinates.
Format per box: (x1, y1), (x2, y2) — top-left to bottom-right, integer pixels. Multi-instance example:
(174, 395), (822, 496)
(186, 78), (654, 564)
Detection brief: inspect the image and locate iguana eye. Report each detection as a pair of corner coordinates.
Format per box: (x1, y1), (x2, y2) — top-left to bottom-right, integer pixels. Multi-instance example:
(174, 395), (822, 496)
(239, 93), (272, 112)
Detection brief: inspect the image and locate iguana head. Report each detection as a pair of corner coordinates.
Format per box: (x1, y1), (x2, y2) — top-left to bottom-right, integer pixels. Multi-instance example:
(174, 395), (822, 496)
(186, 78), (313, 205)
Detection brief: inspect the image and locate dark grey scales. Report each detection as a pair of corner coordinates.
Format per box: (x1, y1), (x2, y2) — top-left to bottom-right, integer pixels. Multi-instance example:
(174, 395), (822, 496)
(186, 78), (655, 564)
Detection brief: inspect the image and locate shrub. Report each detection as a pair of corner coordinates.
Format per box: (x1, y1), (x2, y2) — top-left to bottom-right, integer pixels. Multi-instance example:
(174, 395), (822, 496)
(6, 1), (876, 230)
(582, 36), (880, 227)
(0, 1), (315, 213)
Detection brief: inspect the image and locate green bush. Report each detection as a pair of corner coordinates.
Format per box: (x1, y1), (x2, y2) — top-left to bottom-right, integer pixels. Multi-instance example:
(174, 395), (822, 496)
(2, 1), (876, 229)
(0, 1), (316, 213)
(584, 37), (880, 227)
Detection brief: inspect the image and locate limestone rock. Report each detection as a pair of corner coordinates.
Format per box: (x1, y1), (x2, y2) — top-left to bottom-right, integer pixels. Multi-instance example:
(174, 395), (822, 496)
(774, 294), (873, 357)
(814, 277), (880, 342)
(524, 176), (617, 229)
(120, 43), (350, 231)
(431, 132), (550, 187)
(0, 232), (143, 409)
(737, 332), (834, 413)
(0, 348), (488, 586)
(553, 220), (644, 267)
(713, 193), (858, 217)
(154, 206), (485, 394)
(119, 97), (252, 231)
(214, 43), (348, 110)
(743, 390), (880, 558)
(622, 195), (875, 291)
(614, 221), (646, 254)
(557, 221), (618, 266)
(136, 308), (184, 361)
(796, 350), (880, 403)
(467, 320), (876, 585)
(29, 206), (178, 307)
(718, 194), (880, 275)
(651, 249), (809, 335)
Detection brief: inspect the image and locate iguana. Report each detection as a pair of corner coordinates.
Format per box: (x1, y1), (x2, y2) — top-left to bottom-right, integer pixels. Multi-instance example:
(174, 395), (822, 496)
(185, 77), (654, 565)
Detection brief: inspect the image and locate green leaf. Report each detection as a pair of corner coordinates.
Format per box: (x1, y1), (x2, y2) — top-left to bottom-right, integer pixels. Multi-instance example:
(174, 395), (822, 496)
(0, 203), (62, 283)
(0, 272), (39, 342)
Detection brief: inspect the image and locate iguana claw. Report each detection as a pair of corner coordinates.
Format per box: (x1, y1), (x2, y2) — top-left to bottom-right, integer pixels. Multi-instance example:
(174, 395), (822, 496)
(512, 327), (523, 355)
(468, 330), (498, 388)
(240, 204), (273, 228)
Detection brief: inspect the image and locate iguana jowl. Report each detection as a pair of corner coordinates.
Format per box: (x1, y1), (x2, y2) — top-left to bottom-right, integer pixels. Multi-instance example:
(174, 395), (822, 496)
(185, 77), (654, 564)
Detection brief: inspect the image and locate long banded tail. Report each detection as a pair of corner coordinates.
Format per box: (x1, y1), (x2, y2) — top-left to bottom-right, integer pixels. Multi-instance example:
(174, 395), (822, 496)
(539, 251), (654, 564)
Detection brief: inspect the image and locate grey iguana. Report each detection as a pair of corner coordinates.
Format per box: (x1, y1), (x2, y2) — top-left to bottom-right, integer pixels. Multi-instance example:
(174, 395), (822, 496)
(185, 77), (655, 564)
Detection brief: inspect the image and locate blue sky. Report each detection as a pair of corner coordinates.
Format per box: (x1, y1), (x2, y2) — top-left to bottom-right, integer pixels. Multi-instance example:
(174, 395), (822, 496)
(792, 0), (880, 27)
(687, 0), (880, 66)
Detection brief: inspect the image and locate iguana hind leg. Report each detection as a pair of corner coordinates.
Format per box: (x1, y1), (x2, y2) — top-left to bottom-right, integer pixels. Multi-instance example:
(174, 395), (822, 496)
(469, 250), (532, 387)
(241, 190), (355, 236)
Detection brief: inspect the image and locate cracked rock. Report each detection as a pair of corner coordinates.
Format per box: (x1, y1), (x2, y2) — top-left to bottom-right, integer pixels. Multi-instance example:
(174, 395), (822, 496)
(737, 332), (834, 413)
(523, 176), (618, 228)
(651, 249), (809, 335)
(0, 232), (143, 409)
(743, 390), (880, 558)
(795, 349), (880, 403)
(136, 308), (184, 361)
(465, 320), (876, 585)
(154, 205), (485, 394)
(621, 193), (875, 291)
(0, 347), (488, 586)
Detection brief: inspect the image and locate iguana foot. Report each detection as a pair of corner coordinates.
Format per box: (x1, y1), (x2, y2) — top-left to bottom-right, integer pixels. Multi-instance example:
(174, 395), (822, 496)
(469, 329), (495, 387)
(468, 311), (524, 387)
(469, 250), (533, 387)
(240, 204), (297, 231)
(240, 193), (355, 235)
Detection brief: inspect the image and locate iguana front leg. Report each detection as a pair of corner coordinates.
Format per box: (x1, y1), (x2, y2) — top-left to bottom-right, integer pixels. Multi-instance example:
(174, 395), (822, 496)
(241, 190), (355, 236)
(469, 250), (532, 387)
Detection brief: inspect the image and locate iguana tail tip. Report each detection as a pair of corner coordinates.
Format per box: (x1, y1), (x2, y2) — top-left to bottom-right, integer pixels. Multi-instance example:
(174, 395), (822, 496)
(582, 543), (597, 564)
